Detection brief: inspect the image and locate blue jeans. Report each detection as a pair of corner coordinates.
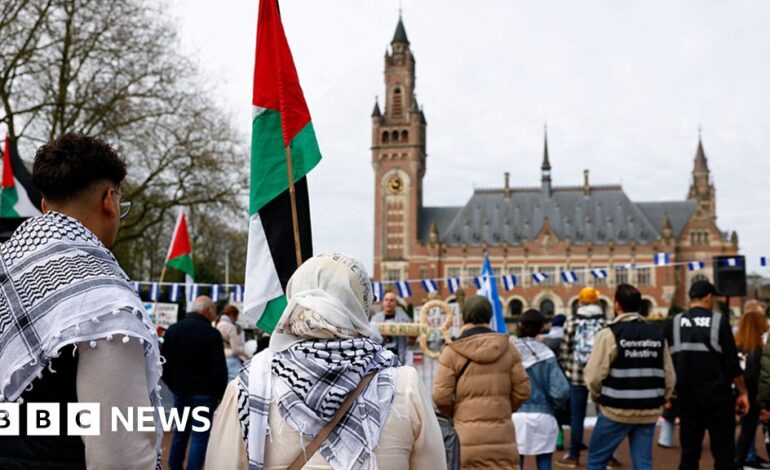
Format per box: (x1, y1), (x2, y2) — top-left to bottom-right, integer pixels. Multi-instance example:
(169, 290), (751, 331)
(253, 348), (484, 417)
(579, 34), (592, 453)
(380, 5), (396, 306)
(519, 453), (552, 470)
(587, 413), (655, 470)
(226, 356), (242, 381)
(569, 385), (589, 458)
(168, 394), (216, 470)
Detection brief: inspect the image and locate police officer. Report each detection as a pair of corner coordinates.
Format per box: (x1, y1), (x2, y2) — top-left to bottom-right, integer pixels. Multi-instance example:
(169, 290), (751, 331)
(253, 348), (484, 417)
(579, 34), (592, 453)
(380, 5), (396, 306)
(666, 280), (748, 470)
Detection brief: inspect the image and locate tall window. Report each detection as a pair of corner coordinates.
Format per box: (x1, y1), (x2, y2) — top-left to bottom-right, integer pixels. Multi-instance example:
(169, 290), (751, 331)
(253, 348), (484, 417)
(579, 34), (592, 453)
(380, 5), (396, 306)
(382, 131), (389, 143)
(566, 265), (586, 286)
(508, 266), (523, 281)
(401, 130), (409, 142)
(615, 266), (629, 285)
(508, 299), (524, 317)
(446, 266), (461, 279)
(637, 267), (652, 286)
(541, 266), (556, 286)
(393, 88), (403, 116)
(540, 299), (555, 317)
(386, 269), (401, 283)
(466, 266), (480, 285)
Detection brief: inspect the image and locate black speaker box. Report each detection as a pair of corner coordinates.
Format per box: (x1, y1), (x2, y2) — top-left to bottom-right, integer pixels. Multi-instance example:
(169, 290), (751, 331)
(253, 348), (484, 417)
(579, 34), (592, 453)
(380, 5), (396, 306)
(712, 255), (747, 297)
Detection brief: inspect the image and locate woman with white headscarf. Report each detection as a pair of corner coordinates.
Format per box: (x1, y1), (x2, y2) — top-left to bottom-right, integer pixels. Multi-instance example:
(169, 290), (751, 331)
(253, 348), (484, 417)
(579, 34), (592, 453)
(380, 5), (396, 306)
(205, 253), (446, 470)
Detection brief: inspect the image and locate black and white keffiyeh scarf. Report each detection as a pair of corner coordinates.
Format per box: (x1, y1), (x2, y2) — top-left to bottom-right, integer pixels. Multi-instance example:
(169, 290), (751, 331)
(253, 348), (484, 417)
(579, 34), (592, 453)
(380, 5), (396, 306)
(238, 338), (398, 470)
(0, 212), (163, 456)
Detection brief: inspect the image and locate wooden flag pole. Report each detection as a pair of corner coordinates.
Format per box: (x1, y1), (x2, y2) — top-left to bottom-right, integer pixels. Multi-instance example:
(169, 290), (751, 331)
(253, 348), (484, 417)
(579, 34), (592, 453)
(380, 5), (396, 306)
(149, 264), (168, 316)
(284, 146), (303, 268)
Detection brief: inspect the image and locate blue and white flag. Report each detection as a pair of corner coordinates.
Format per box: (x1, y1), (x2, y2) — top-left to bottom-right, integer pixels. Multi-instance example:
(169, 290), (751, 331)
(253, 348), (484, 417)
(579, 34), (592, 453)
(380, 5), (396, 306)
(532, 272), (548, 284)
(474, 276), (483, 289)
(762, 257), (767, 267)
(233, 284), (244, 303)
(188, 283), (199, 302)
(654, 252), (670, 266)
(619, 263), (636, 270)
(396, 280), (412, 298)
(688, 261), (705, 272)
(477, 254), (506, 334)
(170, 283), (180, 302)
(421, 279), (438, 294)
(591, 269), (608, 279)
(502, 274), (517, 291)
(561, 271), (578, 283)
(371, 281), (384, 302)
(723, 257), (741, 267)
(133, 281), (141, 294)
(211, 284), (221, 302)
(447, 277), (461, 294)
(149, 282), (159, 302)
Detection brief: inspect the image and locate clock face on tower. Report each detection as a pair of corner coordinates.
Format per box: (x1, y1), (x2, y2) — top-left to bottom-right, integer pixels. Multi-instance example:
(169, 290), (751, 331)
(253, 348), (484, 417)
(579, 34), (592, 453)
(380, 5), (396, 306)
(387, 175), (403, 194)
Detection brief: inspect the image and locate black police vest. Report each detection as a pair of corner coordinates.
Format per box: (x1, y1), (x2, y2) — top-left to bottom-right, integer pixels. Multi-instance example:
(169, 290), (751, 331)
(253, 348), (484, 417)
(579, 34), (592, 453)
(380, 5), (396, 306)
(599, 320), (666, 410)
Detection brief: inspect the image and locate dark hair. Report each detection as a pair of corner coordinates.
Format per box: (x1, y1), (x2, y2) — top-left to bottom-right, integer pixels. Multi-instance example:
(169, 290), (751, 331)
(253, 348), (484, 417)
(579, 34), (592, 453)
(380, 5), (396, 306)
(462, 295), (492, 325)
(518, 309), (544, 337)
(615, 283), (643, 314)
(689, 280), (716, 300)
(32, 133), (126, 202)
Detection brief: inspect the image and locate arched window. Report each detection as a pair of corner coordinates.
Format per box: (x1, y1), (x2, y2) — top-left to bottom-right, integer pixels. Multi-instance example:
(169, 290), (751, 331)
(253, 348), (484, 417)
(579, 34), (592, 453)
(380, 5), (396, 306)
(393, 88), (403, 116)
(391, 130), (399, 142)
(382, 131), (389, 143)
(508, 299), (523, 317)
(401, 130), (409, 142)
(540, 299), (555, 317)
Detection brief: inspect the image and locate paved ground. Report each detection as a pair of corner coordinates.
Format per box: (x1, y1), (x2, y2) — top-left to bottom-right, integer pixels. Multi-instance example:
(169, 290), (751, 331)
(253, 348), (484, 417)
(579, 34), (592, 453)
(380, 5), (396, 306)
(160, 422), (767, 469)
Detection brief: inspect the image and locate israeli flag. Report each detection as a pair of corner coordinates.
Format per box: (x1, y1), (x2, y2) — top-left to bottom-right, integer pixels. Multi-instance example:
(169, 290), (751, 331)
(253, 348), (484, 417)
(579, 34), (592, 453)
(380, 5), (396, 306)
(212, 284), (220, 302)
(133, 282), (141, 294)
(149, 283), (159, 302)
(502, 274), (517, 291)
(591, 269), (608, 279)
(561, 271), (578, 284)
(233, 284), (244, 303)
(723, 257), (741, 267)
(372, 281), (384, 302)
(170, 283), (180, 302)
(688, 261), (705, 272)
(396, 280), (412, 298)
(188, 283), (199, 302)
(474, 276), (484, 289)
(762, 257), (767, 267)
(421, 279), (438, 293)
(532, 272), (548, 284)
(477, 254), (506, 334)
(654, 252), (670, 266)
(447, 277), (461, 294)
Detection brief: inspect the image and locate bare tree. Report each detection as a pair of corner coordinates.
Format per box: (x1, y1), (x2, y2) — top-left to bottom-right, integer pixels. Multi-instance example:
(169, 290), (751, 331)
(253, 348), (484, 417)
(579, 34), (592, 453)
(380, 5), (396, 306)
(0, 0), (248, 280)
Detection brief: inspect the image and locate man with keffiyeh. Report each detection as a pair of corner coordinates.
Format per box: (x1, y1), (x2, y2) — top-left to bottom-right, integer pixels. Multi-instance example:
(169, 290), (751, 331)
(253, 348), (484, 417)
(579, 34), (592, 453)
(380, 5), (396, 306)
(0, 134), (161, 469)
(205, 253), (446, 469)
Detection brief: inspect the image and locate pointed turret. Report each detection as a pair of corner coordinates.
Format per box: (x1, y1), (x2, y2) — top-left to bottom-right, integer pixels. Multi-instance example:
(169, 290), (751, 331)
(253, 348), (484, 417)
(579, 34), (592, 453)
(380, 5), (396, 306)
(693, 135), (709, 173)
(371, 98), (382, 118)
(661, 213), (673, 240)
(392, 14), (410, 45)
(541, 125), (552, 198)
(688, 130), (716, 220)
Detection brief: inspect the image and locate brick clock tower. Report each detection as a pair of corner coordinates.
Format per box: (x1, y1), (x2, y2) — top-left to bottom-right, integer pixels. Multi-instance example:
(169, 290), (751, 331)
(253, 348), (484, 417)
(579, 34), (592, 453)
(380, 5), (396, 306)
(371, 15), (427, 284)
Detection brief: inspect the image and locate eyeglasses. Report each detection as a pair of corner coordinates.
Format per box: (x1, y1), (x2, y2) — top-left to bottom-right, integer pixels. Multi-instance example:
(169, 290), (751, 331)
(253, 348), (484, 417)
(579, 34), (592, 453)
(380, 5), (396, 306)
(114, 190), (133, 219)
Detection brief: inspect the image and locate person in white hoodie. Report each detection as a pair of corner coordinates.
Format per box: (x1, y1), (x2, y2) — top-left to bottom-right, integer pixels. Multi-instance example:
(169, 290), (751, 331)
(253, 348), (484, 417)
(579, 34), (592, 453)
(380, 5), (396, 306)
(556, 288), (609, 468)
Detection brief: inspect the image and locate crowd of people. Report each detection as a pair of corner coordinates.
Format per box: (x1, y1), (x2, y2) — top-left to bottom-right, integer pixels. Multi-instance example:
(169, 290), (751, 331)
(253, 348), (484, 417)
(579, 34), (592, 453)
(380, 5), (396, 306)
(1, 132), (769, 470)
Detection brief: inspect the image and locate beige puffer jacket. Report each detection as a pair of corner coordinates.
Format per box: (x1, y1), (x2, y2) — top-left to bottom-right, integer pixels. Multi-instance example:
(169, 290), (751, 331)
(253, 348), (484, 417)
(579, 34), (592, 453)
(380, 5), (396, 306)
(433, 324), (531, 469)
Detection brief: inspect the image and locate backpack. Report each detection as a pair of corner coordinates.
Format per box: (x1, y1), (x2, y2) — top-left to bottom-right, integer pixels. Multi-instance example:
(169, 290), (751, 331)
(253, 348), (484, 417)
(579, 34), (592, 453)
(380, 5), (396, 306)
(573, 317), (603, 366)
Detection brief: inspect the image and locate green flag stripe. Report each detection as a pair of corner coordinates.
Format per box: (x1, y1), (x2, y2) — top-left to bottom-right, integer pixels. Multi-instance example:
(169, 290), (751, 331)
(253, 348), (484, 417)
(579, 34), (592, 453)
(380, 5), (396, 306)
(250, 109), (321, 215)
(256, 295), (287, 333)
(0, 187), (19, 217)
(166, 254), (195, 279)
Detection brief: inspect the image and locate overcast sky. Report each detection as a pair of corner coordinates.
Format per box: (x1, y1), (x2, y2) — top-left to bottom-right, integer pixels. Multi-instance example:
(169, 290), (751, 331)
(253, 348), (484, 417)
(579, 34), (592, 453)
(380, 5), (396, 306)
(170, 0), (770, 275)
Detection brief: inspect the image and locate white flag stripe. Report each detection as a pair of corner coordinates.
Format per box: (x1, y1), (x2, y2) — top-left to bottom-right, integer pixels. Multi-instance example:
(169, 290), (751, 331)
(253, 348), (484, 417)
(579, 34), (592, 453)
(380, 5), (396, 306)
(242, 213), (284, 324)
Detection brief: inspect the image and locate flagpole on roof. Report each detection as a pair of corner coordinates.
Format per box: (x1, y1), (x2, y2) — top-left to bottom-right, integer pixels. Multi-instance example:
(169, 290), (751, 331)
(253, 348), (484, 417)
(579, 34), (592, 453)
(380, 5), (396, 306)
(284, 146), (303, 267)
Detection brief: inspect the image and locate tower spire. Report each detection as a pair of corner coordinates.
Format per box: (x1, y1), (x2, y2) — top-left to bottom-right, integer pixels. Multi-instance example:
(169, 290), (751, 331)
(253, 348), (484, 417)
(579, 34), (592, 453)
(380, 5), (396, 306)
(693, 130), (709, 173)
(392, 12), (410, 45)
(541, 124), (552, 197)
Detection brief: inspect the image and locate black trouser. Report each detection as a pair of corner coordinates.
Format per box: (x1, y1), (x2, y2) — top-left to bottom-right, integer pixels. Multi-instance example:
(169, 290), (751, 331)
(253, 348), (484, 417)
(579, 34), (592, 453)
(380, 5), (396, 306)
(678, 392), (735, 470)
(736, 396), (760, 466)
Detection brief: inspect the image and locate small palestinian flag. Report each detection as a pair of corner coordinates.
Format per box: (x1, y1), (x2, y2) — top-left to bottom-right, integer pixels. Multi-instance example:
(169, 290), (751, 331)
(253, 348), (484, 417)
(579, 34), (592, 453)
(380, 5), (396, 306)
(243, 0), (322, 331)
(1, 135), (42, 218)
(166, 210), (195, 280)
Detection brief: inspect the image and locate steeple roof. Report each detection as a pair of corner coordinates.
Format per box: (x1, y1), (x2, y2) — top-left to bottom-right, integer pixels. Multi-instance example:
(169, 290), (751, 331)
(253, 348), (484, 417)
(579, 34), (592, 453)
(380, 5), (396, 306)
(392, 15), (410, 45)
(693, 136), (709, 173)
(541, 126), (551, 171)
(371, 99), (382, 117)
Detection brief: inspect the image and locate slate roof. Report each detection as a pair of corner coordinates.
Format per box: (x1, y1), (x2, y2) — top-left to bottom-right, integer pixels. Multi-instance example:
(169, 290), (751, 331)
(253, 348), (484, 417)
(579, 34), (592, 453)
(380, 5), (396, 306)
(418, 185), (700, 246)
(392, 16), (409, 45)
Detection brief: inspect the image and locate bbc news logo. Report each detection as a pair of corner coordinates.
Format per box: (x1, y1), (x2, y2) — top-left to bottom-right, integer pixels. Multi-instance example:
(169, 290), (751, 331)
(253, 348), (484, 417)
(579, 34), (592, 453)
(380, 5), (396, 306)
(0, 403), (211, 435)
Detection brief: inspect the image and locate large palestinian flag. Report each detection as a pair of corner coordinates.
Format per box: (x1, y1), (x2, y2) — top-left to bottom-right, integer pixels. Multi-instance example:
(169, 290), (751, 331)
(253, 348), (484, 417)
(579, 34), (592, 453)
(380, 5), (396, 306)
(243, 0), (321, 331)
(1, 135), (42, 218)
